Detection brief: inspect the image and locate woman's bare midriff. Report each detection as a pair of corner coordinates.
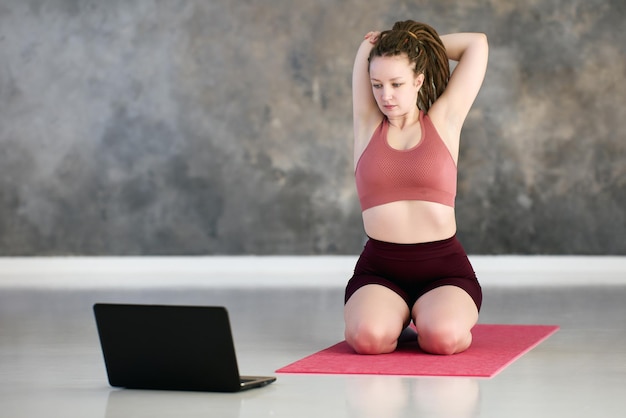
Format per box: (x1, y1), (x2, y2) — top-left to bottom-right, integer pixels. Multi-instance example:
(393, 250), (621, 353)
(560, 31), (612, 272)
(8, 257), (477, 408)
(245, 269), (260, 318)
(361, 200), (457, 244)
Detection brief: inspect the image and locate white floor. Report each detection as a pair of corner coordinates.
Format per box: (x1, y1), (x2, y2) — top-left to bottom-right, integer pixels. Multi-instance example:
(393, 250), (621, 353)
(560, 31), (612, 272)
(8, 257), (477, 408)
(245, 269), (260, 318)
(1, 256), (626, 418)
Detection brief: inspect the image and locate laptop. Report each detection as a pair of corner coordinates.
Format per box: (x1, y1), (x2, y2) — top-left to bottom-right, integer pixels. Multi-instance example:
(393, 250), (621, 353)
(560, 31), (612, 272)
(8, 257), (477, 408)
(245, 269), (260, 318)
(93, 303), (276, 392)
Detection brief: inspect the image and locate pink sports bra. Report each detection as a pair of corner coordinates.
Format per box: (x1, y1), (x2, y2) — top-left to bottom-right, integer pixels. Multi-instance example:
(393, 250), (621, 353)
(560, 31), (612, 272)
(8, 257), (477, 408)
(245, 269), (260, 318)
(355, 111), (457, 211)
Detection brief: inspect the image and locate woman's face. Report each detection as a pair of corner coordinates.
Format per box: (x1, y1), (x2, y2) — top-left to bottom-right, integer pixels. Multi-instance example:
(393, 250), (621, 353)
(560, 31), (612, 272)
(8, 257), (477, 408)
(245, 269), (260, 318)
(369, 54), (423, 118)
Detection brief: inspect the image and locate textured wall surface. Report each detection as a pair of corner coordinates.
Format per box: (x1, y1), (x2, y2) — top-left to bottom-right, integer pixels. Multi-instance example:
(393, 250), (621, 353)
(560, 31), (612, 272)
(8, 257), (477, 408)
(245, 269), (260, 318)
(1, 0), (624, 255)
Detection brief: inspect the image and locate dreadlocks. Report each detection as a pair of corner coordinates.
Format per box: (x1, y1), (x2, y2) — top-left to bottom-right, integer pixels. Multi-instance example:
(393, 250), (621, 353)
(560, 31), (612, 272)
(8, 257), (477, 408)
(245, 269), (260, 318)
(368, 20), (450, 112)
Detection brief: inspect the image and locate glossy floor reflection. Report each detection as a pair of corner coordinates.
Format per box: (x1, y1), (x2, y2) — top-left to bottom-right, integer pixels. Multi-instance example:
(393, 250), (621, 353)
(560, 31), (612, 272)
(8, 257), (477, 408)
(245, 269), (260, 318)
(1, 257), (626, 417)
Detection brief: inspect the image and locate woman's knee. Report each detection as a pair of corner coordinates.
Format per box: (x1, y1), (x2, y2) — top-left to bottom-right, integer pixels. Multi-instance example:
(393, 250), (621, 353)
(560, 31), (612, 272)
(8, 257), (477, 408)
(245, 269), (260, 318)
(417, 322), (473, 355)
(346, 322), (399, 355)
(412, 286), (479, 355)
(344, 284), (409, 355)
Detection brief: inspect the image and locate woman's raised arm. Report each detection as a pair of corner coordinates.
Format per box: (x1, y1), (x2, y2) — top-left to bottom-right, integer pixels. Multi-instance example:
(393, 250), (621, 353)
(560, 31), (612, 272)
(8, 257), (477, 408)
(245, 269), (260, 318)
(434, 33), (489, 131)
(352, 32), (382, 141)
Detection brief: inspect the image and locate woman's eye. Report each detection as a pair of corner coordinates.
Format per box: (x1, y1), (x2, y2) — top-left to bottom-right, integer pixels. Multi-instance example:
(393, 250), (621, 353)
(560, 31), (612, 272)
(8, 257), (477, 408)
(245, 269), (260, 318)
(372, 84), (382, 89)
(392, 83), (403, 88)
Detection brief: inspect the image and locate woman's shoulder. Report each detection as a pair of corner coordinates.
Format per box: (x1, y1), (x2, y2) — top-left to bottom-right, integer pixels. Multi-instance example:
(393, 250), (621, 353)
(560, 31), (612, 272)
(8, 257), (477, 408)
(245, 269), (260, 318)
(423, 104), (461, 161)
(353, 115), (386, 166)
(355, 110), (385, 137)
(423, 105), (445, 131)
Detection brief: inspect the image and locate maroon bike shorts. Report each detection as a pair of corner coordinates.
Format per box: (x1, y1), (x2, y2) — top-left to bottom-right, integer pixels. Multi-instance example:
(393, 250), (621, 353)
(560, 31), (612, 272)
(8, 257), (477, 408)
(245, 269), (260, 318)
(344, 235), (482, 311)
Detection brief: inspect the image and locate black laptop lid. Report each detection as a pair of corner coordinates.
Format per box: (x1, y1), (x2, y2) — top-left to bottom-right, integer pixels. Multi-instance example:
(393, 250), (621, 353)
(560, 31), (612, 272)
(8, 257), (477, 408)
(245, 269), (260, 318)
(93, 304), (242, 392)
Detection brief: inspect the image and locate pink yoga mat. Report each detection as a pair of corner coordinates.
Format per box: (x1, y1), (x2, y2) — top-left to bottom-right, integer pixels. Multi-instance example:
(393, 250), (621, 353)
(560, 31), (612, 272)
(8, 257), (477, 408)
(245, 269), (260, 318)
(276, 324), (559, 378)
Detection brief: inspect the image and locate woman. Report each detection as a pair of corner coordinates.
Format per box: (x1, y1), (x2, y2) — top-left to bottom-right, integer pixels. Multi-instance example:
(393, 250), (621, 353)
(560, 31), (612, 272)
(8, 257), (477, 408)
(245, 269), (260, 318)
(345, 20), (488, 355)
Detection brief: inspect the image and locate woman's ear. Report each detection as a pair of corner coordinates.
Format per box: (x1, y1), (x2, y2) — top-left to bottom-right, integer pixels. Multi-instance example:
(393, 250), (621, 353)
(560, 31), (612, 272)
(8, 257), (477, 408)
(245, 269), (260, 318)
(415, 73), (425, 89)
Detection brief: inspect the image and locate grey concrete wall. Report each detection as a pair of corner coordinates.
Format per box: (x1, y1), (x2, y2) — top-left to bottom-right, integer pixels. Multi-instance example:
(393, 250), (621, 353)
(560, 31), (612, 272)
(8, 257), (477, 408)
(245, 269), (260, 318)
(0, 0), (624, 255)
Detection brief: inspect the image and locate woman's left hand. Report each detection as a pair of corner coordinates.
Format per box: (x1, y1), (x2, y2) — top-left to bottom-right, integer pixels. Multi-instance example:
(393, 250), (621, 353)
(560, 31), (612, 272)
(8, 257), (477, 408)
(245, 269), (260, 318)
(364, 31), (380, 44)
